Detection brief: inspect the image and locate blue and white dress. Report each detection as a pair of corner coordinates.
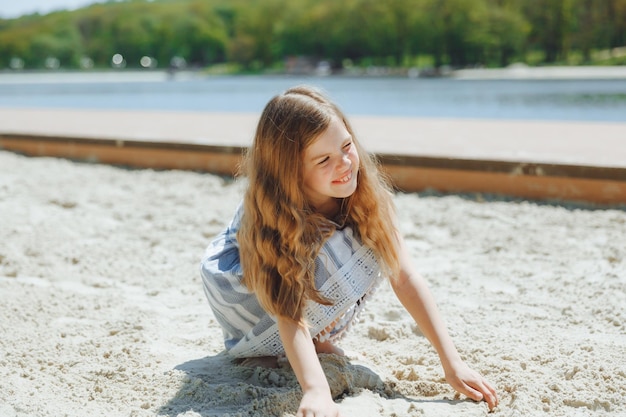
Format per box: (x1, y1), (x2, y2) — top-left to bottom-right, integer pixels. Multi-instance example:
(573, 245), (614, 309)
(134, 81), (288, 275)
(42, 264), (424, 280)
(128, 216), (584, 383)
(200, 203), (383, 358)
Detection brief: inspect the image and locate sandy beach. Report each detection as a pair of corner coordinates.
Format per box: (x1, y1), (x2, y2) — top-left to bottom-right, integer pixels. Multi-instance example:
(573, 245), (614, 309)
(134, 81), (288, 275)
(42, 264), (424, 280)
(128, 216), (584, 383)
(1, 149), (625, 417)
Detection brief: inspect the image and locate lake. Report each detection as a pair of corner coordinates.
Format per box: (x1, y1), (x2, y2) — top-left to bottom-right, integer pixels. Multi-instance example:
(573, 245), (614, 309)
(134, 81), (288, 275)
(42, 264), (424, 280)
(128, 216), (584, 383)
(1, 71), (625, 122)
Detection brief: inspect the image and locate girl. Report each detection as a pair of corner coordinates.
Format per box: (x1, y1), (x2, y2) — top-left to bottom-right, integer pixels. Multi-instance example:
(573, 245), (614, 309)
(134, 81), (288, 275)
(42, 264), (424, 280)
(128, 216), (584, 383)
(201, 85), (498, 416)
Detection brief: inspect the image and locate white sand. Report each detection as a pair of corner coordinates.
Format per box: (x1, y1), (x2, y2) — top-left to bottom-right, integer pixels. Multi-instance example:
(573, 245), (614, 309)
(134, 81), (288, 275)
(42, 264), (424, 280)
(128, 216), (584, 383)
(1, 150), (624, 417)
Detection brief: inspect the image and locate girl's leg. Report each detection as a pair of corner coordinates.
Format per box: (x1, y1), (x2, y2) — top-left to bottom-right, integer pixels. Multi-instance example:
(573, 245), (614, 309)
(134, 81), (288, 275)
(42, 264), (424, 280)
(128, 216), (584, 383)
(313, 339), (345, 356)
(235, 356), (279, 368)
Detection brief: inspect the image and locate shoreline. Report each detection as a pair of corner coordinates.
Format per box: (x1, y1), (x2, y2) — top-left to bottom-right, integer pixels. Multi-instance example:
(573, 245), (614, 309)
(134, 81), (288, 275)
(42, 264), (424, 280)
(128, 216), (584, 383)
(452, 64), (626, 80)
(1, 65), (626, 84)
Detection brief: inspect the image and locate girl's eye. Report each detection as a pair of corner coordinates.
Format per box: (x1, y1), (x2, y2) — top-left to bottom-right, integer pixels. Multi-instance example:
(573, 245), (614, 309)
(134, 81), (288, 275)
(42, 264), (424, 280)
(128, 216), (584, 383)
(318, 157), (329, 165)
(343, 142), (352, 149)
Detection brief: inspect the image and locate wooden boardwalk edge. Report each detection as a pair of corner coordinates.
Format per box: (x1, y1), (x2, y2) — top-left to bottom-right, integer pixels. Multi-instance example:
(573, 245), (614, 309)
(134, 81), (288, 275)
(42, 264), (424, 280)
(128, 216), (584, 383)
(2, 133), (625, 205)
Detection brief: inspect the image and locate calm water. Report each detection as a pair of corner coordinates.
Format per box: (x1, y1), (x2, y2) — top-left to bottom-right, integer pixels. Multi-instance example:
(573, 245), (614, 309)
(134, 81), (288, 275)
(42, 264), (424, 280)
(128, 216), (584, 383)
(1, 73), (626, 122)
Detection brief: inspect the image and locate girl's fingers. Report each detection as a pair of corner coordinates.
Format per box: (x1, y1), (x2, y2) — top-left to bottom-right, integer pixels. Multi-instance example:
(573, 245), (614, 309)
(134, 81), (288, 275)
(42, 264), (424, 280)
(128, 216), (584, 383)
(470, 379), (498, 410)
(458, 376), (498, 411)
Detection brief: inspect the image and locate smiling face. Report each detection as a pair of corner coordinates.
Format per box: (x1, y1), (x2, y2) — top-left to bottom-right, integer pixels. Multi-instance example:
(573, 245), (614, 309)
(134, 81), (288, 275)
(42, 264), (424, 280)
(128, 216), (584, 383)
(301, 115), (360, 216)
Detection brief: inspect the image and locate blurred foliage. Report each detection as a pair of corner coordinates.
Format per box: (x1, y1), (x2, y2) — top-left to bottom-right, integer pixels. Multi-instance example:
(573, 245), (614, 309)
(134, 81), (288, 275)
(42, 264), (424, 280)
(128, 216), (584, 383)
(0, 0), (625, 71)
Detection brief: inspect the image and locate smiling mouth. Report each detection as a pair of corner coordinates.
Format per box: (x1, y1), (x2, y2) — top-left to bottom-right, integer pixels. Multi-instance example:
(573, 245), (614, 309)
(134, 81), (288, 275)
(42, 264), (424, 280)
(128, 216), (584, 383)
(335, 172), (352, 184)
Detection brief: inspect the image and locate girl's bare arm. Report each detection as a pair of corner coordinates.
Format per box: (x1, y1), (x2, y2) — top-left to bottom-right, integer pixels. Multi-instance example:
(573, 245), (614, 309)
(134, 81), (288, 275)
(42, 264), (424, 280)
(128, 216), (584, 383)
(390, 233), (498, 411)
(277, 317), (341, 417)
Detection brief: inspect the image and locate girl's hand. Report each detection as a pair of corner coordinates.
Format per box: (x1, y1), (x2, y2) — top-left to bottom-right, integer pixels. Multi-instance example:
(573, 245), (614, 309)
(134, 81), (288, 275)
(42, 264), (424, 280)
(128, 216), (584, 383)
(277, 317), (341, 417)
(444, 360), (499, 411)
(297, 387), (341, 417)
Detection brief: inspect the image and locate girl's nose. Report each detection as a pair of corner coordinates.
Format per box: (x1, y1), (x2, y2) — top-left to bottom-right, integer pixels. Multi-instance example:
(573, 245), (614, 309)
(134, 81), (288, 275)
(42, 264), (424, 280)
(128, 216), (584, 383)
(338, 154), (351, 169)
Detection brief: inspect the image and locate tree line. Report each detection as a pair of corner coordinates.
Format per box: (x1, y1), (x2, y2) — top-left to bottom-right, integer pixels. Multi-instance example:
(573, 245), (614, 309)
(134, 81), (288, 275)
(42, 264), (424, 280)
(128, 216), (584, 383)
(1, 0), (625, 72)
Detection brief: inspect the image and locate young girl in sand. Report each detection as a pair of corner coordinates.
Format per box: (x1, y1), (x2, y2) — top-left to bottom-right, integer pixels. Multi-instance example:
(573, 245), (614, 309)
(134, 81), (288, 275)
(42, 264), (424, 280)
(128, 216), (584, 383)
(201, 85), (498, 416)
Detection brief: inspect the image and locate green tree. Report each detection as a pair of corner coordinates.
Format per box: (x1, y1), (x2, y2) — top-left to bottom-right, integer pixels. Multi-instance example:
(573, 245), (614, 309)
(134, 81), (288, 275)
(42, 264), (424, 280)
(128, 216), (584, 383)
(523, 0), (577, 62)
(227, 0), (286, 69)
(0, 0), (624, 71)
(610, 0), (626, 48)
(484, 3), (530, 66)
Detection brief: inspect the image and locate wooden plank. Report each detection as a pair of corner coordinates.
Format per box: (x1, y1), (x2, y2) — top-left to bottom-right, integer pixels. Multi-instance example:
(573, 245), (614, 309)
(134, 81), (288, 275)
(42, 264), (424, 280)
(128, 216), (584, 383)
(2, 133), (624, 205)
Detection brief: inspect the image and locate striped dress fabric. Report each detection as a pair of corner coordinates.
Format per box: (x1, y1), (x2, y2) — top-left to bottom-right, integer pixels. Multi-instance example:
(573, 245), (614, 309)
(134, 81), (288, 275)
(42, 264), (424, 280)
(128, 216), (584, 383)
(200, 203), (383, 358)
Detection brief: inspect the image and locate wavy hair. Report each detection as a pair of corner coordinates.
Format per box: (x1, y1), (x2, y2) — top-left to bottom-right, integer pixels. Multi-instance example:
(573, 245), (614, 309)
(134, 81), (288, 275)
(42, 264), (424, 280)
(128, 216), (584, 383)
(237, 85), (400, 322)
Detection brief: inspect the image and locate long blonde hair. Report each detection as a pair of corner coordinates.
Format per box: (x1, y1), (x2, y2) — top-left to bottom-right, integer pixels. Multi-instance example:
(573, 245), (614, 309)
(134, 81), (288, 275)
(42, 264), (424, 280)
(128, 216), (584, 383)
(238, 85), (399, 322)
